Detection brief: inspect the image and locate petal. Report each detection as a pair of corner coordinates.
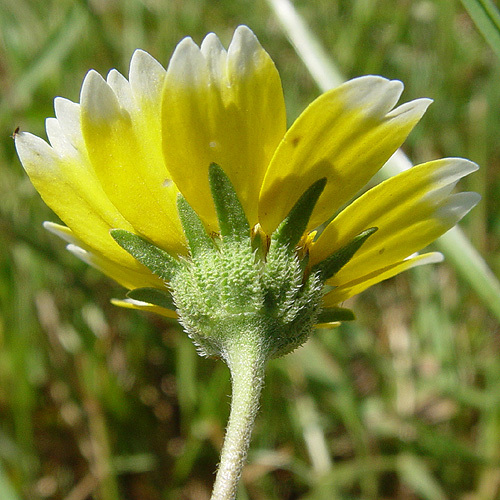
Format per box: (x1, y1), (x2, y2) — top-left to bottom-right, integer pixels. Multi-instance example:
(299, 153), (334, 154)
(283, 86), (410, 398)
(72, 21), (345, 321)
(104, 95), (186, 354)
(46, 117), (78, 158)
(129, 49), (167, 110)
(161, 25), (286, 230)
(48, 220), (174, 316)
(110, 297), (177, 318)
(322, 252), (444, 305)
(67, 243), (164, 290)
(310, 158), (479, 285)
(15, 131), (143, 270)
(44, 221), (90, 246)
(80, 69), (185, 255)
(259, 76), (431, 233)
(45, 222), (164, 290)
(128, 50), (170, 175)
(106, 69), (134, 111)
(53, 97), (86, 153)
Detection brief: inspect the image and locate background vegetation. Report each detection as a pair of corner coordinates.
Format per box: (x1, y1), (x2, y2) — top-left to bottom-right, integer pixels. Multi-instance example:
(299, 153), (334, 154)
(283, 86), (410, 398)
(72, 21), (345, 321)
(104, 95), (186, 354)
(1, 0), (500, 498)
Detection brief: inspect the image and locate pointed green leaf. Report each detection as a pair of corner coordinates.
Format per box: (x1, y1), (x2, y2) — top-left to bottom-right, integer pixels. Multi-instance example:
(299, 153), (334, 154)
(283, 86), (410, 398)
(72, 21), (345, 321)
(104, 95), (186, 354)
(272, 177), (327, 251)
(208, 163), (250, 241)
(177, 195), (215, 256)
(126, 287), (176, 311)
(316, 306), (355, 324)
(312, 227), (378, 281)
(110, 229), (178, 281)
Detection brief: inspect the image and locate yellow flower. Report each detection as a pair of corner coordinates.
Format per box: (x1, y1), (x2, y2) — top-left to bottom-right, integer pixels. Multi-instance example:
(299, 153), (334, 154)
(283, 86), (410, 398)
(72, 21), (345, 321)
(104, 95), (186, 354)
(16, 26), (479, 320)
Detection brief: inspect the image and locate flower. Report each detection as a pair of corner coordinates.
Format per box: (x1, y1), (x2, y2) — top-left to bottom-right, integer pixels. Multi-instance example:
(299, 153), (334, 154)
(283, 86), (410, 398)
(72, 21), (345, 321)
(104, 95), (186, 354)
(15, 25), (479, 323)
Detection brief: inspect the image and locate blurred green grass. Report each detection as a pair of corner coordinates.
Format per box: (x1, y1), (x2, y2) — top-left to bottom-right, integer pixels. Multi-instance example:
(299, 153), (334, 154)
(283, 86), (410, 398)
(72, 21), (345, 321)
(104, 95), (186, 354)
(1, 0), (500, 498)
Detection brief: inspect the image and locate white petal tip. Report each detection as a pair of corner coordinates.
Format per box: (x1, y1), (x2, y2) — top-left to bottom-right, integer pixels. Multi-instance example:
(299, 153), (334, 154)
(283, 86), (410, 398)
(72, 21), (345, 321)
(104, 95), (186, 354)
(15, 132), (58, 170)
(167, 37), (205, 86)
(234, 25), (256, 36)
(448, 158), (479, 175)
(43, 221), (79, 245)
(44, 220), (65, 233)
(129, 49), (166, 98)
(130, 49), (165, 76)
(171, 36), (199, 58)
(350, 75), (401, 89)
(387, 97), (432, 122)
(54, 96), (79, 118)
(130, 48), (162, 68)
(200, 32), (225, 54)
(437, 192), (481, 224)
(81, 69), (121, 122)
(120, 297), (150, 307)
(229, 25), (262, 57)
(405, 252), (444, 266)
(424, 252), (444, 263)
(340, 76), (405, 116)
(431, 158), (480, 187)
(412, 97), (433, 112)
(106, 68), (125, 85)
(232, 25), (258, 43)
(66, 243), (90, 262)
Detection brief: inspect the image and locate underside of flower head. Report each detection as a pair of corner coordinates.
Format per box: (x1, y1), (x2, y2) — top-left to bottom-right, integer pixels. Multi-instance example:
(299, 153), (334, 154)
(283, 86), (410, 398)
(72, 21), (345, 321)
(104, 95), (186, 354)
(14, 25), (480, 329)
(112, 163), (365, 358)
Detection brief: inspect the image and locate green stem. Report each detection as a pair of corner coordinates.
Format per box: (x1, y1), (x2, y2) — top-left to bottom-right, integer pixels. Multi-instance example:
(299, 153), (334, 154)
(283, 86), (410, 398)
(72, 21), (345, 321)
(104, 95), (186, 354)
(210, 333), (267, 500)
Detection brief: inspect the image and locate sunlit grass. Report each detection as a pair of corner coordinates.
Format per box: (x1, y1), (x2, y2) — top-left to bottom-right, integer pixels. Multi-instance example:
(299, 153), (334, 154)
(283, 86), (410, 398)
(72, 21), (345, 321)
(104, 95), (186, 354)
(1, 0), (499, 499)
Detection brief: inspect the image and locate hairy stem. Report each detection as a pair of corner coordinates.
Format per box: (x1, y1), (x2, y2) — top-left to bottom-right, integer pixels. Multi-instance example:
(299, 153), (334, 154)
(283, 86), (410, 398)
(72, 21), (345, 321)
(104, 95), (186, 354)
(210, 334), (267, 500)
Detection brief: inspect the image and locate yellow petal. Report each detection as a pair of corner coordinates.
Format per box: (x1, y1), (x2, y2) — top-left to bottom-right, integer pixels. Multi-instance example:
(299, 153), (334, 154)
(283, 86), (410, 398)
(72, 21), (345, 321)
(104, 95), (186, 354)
(310, 158), (479, 285)
(161, 25), (286, 230)
(323, 252), (444, 306)
(45, 222), (164, 290)
(111, 298), (178, 319)
(80, 66), (185, 255)
(16, 130), (143, 270)
(259, 76), (431, 233)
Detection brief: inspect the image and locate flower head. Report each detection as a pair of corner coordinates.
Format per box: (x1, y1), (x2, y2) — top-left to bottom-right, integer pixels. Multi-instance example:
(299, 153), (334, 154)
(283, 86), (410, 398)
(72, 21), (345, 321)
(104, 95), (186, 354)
(16, 26), (479, 351)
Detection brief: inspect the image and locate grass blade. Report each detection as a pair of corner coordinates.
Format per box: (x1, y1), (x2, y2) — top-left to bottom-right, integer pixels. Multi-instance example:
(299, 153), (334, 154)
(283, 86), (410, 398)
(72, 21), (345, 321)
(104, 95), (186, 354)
(460, 0), (500, 60)
(0, 462), (21, 500)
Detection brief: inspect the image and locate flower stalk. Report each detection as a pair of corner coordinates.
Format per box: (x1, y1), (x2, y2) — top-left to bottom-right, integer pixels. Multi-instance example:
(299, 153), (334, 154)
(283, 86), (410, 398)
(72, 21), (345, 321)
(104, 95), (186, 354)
(211, 333), (267, 500)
